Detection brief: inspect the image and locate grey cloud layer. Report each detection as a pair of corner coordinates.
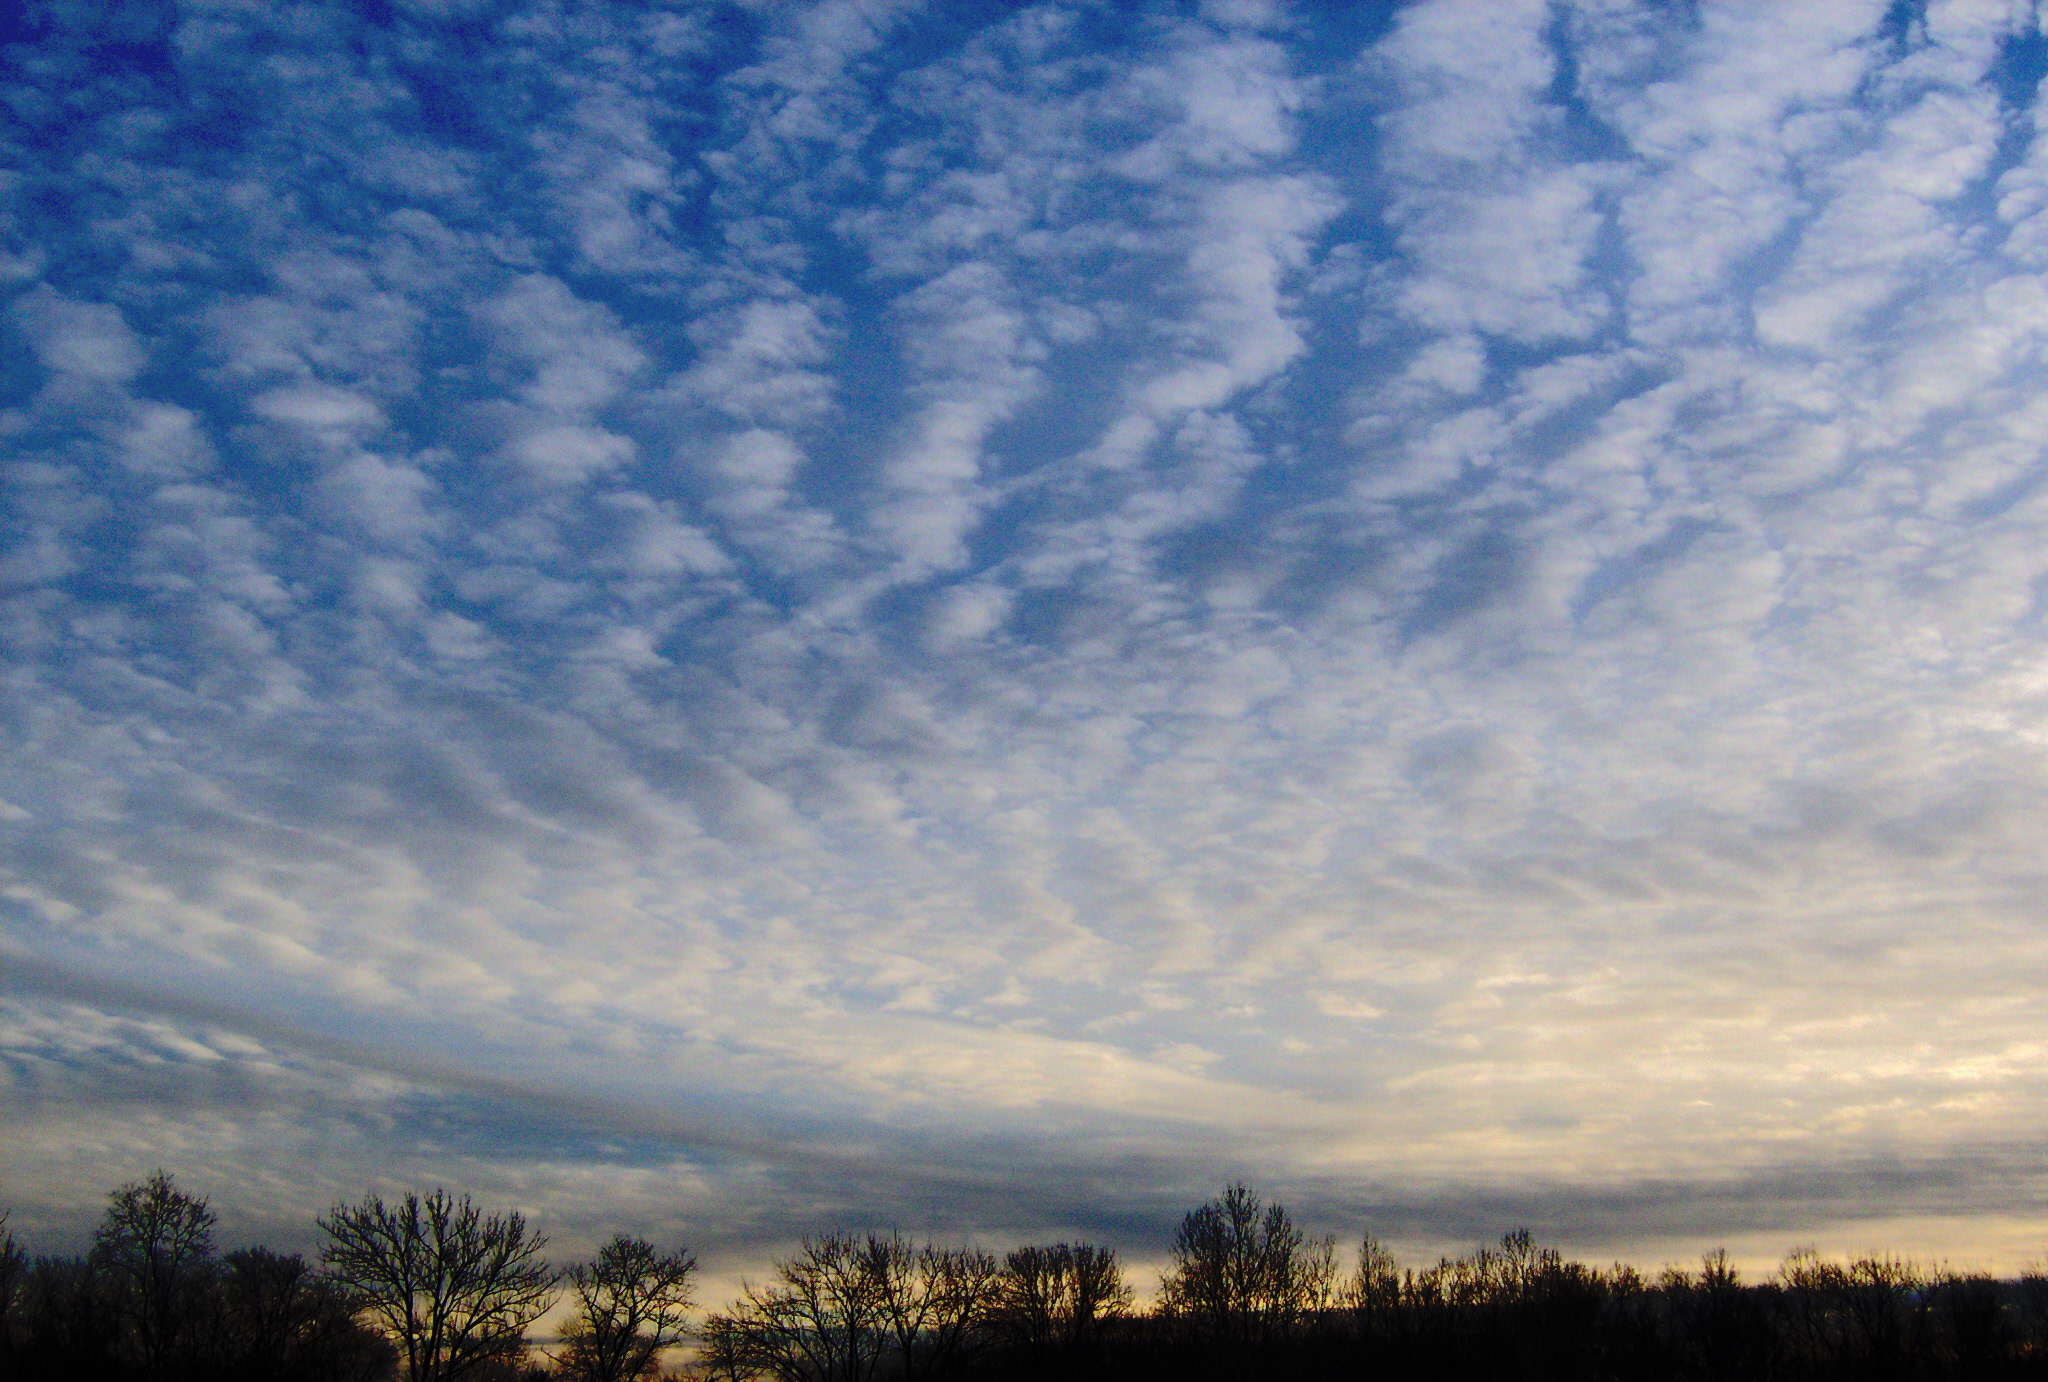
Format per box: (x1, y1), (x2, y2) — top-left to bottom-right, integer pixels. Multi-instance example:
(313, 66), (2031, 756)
(7, 0), (2048, 1270)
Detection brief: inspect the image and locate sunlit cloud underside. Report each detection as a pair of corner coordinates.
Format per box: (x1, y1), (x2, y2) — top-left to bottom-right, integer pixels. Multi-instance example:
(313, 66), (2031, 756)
(7, 0), (2048, 1273)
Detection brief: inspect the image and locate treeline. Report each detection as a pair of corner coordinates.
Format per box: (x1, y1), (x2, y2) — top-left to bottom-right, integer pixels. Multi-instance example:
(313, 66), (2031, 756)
(8, 1174), (2048, 1381)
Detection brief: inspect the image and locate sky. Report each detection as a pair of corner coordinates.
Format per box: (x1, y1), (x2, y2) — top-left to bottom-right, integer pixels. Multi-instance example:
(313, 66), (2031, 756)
(7, 0), (2048, 1286)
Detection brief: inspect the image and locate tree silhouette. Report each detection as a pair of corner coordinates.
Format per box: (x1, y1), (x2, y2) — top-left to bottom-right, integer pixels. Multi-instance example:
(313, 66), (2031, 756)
(1158, 1182), (1335, 1350)
(701, 1232), (1001, 1382)
(318, 1189), (554, 1382)
(701, 1233), (889, 1382)
(91, 1170), (217, 1380)
(863, 1233), (1001, 1381)
(0, 1211), (24, 1369)
(994, 1242), (1131, 1358)
(556, 1234), (696, 1382)
(215, 1245), (395, 1382)
(19, 1174), (2048, 1381)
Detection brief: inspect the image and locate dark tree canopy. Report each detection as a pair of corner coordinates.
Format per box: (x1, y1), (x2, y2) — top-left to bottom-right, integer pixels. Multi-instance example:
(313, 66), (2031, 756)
(319, 1189), (554, 1382)
(701, 1233), (891, 1382)
(701, 1232), (1003, 1382)
(12, 1175), (2048, 1381)
(1158, 1181), (1337, 1348)
(993, 1242), (1131, 1356)
(556, 1234), (696, 1382)
(863, 1233), (1001, 1382)
(91, 1170), (219, 1381)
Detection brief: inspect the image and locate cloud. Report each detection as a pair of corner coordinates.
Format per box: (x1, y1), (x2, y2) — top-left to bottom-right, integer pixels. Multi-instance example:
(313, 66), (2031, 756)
(252, 384), (387, 432)
(6, 0), (2048, 1281)
(12, 288), (147, 382)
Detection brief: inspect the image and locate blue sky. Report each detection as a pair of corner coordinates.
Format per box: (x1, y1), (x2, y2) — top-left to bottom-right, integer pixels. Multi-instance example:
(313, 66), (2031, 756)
(8, 0), (2048, 1281)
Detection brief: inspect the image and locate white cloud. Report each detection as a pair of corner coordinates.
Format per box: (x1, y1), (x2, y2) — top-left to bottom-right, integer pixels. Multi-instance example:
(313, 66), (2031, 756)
(252, 384), (386, 431)
(481, 275), (647, 413)
(9, 0), (2048, 1273)
(13, 288), (146, 382)
(671, 298), (836, 428)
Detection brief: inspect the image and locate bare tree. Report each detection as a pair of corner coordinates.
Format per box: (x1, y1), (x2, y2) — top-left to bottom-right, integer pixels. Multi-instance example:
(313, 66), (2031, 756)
(1934, 1267), (2010, 1376)
(14, 1252), (120, 1378)
(701, 1233), (997, 1382)
(556, 1234), (696, 1382)
(1777, 1246), (1844, 1371)
(0, 1211), (24, 1366)
(1158, 1182), (1336, 1348)
(1340, 1233), (1400, 1312)
(994, 1242), (1131, 1356)
(1840, 1253), (1931, 1369)
(861, 1234), (1001, 1381)
(1338, 1231), (1402, 1345)
(91, 1170), (218, 1380)
(318, 1189), (555, 1382)
(701, 1233), (888, 1382)
(216, 1246), (395, 1382)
